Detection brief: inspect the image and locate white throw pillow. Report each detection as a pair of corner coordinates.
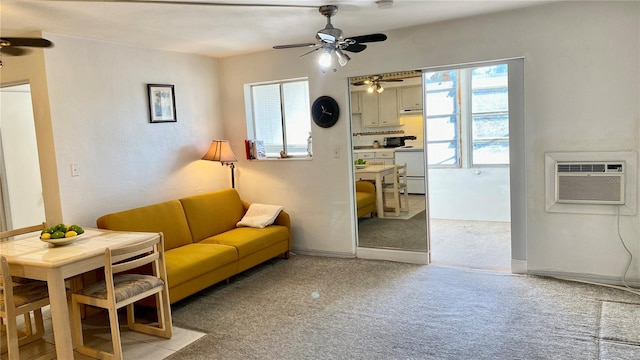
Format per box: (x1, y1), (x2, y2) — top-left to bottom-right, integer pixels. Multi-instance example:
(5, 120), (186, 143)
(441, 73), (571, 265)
(236, 203), (284, 229)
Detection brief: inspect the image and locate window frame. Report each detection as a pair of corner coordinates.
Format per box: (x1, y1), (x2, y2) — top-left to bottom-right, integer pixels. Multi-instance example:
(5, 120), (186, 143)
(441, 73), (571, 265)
(244, 77), (311, 160)
(424, 63), (510, 169)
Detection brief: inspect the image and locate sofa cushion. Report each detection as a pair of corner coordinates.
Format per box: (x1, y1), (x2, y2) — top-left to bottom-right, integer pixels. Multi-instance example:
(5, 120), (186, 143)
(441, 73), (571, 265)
(96, 200), (192, 251)
(356, 191), (376, 208)
(180, 189), (246, 241)
(165, 244), (238, 287)
(199, 225), (288, 258)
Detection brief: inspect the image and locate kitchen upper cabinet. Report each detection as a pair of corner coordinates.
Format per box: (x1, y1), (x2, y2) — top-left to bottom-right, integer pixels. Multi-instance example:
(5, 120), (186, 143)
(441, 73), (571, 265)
(351, 92), (363, 114)
(361, 92), (379, 127)
(361, 88), (399, 127)
(398, 85), (423, 114)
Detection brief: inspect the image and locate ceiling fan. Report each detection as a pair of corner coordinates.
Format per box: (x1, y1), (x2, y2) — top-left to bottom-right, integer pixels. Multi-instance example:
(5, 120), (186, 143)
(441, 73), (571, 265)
(273, 5), (387, 70)
(352, 75), (402, 93)
(0, 37), (54, 68)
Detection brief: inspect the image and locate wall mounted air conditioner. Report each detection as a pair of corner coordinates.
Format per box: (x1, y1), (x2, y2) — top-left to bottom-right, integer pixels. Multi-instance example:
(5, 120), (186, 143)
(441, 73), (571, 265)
(555, 162), (625, 205)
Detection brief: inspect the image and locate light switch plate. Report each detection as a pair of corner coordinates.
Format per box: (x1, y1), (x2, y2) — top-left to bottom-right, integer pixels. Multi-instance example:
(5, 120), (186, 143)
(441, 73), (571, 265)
(71, 163), (79, 177)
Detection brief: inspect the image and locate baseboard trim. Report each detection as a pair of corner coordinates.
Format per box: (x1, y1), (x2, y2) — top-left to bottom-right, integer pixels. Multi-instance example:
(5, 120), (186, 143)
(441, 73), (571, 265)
(528, 269), (640, 288)
(511, 259), (527, 274)
(291, 249), (356, 258)
(357, 247), (429, 264)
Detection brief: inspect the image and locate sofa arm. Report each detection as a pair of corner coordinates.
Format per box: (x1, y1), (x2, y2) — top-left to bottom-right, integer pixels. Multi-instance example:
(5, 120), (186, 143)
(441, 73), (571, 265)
(356, 180), (375, 193)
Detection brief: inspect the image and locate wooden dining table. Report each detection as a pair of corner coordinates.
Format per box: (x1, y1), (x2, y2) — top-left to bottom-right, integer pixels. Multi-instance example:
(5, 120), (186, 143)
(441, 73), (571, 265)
(355, 164), (399, 218)
(1, 228), (161, 359)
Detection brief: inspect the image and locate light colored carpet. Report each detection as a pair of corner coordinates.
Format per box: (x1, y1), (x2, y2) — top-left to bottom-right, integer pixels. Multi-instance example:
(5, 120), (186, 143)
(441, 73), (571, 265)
(430, 218), (511, 271)
(357, 210), (427, 251)
(167, 255), (640, 360)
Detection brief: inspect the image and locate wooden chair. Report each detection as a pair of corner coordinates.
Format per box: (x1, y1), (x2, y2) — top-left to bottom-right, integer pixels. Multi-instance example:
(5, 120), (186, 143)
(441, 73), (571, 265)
(0, 222), (54, 360)
(0, 223), (47, 285)
(71, 233), (172, 360)
(0, 256), (54, 360)
(382, 163), (410, 216)
(0, 222), (46, 241)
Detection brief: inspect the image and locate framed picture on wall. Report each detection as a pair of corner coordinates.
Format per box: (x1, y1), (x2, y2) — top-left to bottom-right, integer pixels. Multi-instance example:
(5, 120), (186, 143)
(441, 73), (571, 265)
(147, 84), (177, 123)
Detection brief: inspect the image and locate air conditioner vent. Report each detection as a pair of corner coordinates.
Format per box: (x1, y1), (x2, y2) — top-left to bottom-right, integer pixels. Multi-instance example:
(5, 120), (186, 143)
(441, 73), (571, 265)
(557, 163), (606, 173)
(555, 161), (625, 205)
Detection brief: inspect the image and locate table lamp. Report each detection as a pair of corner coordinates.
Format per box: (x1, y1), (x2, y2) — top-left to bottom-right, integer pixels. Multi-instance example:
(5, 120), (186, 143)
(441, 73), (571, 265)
(202, 140), (238, 188)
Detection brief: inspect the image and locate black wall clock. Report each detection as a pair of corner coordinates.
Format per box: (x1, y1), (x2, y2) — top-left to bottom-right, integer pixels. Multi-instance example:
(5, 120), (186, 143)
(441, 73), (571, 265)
(311, 96), (340, 128)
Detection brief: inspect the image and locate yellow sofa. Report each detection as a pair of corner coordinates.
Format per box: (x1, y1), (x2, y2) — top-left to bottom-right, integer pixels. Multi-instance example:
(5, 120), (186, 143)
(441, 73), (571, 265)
(356, 181), (376, 218)
(96, 189), (291, 303)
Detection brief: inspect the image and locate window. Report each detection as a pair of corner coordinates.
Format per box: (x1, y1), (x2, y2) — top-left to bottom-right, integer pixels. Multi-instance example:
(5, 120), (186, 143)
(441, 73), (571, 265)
(246, 79), (311, 158)
(424, 70), (459, 166)
(424, 64), (509, 167)
(471, 65), (509, 165)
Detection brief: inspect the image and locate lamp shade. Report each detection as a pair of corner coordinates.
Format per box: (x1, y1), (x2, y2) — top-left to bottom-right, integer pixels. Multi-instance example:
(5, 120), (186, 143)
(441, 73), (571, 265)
(202, 140), (237, 164)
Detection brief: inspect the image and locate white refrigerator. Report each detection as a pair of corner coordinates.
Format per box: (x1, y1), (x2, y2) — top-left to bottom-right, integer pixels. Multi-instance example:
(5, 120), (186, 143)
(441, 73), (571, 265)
(395, 148), (426, 195)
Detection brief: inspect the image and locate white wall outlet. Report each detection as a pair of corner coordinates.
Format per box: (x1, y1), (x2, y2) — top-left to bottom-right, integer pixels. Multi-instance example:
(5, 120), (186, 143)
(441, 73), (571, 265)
(71, 163), (79, 177)
(333, 146), (340, 158)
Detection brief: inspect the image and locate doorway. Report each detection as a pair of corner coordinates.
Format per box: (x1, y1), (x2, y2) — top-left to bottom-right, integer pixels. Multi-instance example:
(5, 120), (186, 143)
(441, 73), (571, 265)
(0, 83), (46, 231)
(350, 59), (525, 271)
(425, 62), (514, 271)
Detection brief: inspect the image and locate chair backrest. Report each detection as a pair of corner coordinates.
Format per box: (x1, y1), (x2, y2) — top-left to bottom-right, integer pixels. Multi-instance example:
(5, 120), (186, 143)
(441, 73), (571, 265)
(0, 222), (46, 241)
(395, 163), (408, 185)
(0, 256), (15, 312)
(104, 233), (167, 288)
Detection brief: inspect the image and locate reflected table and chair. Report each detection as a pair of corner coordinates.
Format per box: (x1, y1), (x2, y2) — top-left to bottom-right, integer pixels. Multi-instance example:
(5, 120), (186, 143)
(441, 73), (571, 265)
(381, 163), (409, 215)
(0, 228), (167, 359)
(355, 164), (398, 218)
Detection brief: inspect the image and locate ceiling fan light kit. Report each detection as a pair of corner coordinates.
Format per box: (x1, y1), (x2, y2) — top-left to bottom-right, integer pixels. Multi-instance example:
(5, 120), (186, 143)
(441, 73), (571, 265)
(273, 5), (388, 71)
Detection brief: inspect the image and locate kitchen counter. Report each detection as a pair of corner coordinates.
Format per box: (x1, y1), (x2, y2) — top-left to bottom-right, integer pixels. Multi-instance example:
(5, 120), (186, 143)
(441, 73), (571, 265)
(353, 147), (396, 153)
(394, 146), (424, 152)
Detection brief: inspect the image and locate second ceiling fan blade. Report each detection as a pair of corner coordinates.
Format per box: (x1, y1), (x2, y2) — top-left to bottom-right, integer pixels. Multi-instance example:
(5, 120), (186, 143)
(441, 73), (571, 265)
(347, 33), (387, 44)
(299, 46), (322, 57)
(273, 43), (316, 49)
(0, 47), (28, 56)
(343, 43), (366, 53)
(49, 0), (318, 8)
(1, 37), (53, 48)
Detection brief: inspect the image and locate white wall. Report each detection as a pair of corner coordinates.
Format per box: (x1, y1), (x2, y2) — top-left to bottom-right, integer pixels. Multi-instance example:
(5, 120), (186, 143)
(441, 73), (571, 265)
(40, 34), (224, 227)
(220, 1), (640, 280)
(428, 168), (511, 222)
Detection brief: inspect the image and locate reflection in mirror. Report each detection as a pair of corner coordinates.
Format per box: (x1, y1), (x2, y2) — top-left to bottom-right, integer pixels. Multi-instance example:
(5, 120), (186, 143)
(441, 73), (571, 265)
(0, 83), (46, 233)
(350, 70), (428, 252)
(351, 63), (513, 270)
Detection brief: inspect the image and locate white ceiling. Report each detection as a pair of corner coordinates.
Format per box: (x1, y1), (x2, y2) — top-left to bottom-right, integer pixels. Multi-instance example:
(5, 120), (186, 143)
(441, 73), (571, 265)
(1, 0), (554, 58)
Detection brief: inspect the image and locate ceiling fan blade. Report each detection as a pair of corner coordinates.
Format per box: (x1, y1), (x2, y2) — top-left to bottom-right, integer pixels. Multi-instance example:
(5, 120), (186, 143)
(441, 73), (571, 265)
(299, 46), (322, 57)
(381, 79), (404, 83)
(273, 43), (317, 50)
(343, 43), (366, 53)
(48, 0), (318, 8)
(0, 47), (28, 56)
(1, 37), (53, 48)
(346, 33), (387, 44)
